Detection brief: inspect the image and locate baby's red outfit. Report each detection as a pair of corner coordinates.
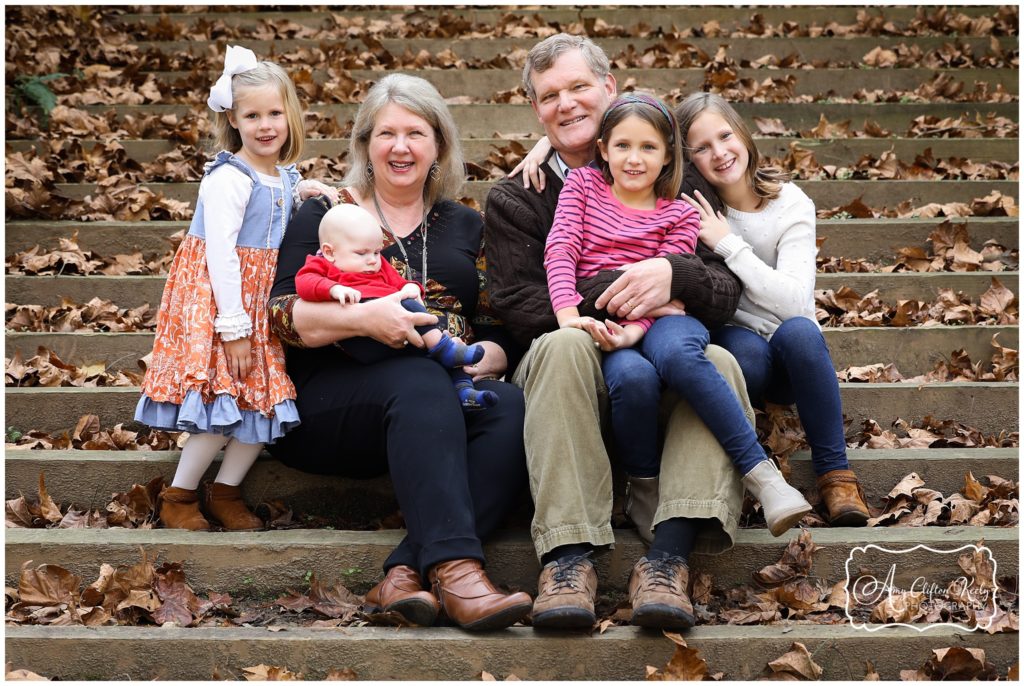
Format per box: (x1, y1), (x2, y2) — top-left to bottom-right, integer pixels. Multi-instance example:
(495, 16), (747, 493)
(295, 254), (424, 302)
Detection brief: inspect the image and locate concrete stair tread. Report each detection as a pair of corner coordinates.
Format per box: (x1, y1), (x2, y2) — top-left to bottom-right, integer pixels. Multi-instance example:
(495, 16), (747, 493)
(8, 272), (1017, 310)
(44, 179), (1023, 214)
(5, 526), (1017, 596)
(6, 448), (1018, 517)
(7, 326), (1018, 378)
(7, 138), (1021, 167)
(5, 623), (1018, 681)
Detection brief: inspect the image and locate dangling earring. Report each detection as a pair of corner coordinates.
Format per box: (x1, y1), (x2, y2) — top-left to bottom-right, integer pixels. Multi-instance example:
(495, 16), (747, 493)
(429, 161), (441, 181)
(366, 162), (374, 179)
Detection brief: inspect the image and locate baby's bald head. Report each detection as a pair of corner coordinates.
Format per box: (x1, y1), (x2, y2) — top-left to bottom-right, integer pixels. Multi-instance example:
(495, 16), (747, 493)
(318, 204), (385, 273)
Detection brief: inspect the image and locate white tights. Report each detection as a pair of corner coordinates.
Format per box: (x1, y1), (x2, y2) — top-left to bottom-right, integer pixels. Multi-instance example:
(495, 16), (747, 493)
(170, 433), (263, 489)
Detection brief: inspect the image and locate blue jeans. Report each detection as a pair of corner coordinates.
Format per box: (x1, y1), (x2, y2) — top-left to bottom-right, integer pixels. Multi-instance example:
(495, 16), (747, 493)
(603, 315), (768, 478)
(711, 318), (849, 476)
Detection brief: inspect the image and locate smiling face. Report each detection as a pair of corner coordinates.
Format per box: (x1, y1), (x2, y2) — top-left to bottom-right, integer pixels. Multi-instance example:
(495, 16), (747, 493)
(528, 49), (617, 169)
(684, 111), (750, 194)
(227, 84), (289, 173)
(597, 114), (670, 207)
(367, 103), (439, 197)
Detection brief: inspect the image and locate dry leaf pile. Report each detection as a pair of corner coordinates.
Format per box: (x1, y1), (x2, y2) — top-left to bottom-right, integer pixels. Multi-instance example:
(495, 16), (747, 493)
(5, 414), (184, 452)
(864, 471), (1017, 528)
(6, 298), (158, 333)
(6, 230), (181, 276)
(779, 144), (1018, 182)
(819, 222), (1017, 274)
(814, 278), (1017, 327)
(5, 549), (236, 628)
(855, 415), (1018, 451)
(836, 334), (1017, 384)
(6, 347), (143, 388)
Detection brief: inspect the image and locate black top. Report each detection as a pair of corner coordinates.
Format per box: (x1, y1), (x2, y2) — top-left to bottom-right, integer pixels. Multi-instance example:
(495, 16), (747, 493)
(271, 193), (518, 385)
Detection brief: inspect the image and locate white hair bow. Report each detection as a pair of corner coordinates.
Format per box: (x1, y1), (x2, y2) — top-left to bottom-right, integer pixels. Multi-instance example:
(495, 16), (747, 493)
(207, 45), (259, 112)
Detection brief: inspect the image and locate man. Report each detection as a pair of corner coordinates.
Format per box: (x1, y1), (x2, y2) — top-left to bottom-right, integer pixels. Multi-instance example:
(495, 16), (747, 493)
(484, 34), (751, 630)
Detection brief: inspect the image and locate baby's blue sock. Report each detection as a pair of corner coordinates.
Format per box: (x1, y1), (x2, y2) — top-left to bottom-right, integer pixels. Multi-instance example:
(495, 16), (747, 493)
(428, 333), (485, 368)
(451, 370), (498, 411)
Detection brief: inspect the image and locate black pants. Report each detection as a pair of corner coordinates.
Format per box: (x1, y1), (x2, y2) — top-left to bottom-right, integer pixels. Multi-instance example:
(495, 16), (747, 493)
(268, 354), (527, 580)
(337, 299), (438, 365)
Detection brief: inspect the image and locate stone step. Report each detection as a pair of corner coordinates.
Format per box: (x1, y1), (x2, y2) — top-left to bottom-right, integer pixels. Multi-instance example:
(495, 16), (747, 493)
(28, 102), (1018, 136)
(4, 382), (1018, 436)
(118, 6), (1008, 31)
(6, 269), (1016, 310)
(5, 525), (1016, 597)
(132, 35), (1011, 64)
(6, 448), (1018, 519)
(89, 67), (1024, 99)
(49, 179), (1021, 214)
(4, 624), (1018, 681)
(7, 136), (1020, 167)
(6, 217), (1018, 259)
(7, 326), (1017, 377)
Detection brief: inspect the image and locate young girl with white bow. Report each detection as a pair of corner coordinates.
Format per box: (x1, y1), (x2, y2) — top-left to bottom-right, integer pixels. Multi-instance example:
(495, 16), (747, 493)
(136, 46), (333, 530)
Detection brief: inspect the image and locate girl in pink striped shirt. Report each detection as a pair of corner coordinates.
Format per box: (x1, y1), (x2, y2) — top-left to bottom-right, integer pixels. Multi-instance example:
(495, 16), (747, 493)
(544, 93), (810, 540)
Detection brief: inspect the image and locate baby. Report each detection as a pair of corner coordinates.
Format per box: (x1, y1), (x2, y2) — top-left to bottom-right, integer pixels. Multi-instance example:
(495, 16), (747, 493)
(295, 204), (498, 410)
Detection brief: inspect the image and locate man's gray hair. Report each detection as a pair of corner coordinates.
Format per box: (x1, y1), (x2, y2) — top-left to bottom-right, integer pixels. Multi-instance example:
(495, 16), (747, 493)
(521, 33), (611, 102)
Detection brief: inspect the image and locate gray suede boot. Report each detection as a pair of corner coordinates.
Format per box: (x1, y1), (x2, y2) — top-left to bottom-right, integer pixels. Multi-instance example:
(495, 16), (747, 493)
(624, 475), (659, 545)
(741, 460), (812, 537)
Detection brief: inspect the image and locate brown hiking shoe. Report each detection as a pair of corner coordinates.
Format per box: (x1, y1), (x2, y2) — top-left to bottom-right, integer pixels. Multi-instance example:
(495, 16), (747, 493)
(158, 486), (210, 531)
(628, 556), (694, 629)
(817, 469), (870, 526)
(363, 565), (439, 627)
(204, 482), (263, 531)
(531, 555), (598, 629)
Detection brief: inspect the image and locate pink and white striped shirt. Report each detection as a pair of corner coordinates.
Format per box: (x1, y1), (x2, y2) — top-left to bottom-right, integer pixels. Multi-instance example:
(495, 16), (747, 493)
(544, 166), (700, 331)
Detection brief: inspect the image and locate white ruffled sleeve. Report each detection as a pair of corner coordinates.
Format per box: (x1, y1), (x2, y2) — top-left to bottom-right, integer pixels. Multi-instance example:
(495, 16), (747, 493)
(201, 165), (254, 341)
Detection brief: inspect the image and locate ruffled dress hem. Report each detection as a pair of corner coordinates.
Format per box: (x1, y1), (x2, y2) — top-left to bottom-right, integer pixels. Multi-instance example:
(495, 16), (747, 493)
(134, 391), (300, 445)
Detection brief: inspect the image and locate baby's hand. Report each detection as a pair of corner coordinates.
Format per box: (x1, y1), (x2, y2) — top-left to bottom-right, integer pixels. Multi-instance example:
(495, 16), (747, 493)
(399, 284), (423, 302)
(297, 179), (340, 204)
(330, 284), (361, 305)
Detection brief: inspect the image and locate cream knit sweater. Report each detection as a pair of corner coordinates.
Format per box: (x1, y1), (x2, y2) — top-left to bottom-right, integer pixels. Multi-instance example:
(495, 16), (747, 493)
(713, 182), (819, 339)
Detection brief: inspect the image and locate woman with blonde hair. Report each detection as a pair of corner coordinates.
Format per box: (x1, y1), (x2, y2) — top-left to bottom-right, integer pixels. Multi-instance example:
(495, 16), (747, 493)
(267, 74), (532, 631)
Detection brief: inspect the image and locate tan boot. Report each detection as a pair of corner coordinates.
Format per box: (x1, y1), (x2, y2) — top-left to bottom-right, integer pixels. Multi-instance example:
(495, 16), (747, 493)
(429, 559), (532, 631)
(742, 460), (813, 536)
(204, 482), (263, 531)
(817, 469), (870, 526)
(625, 475), (659, 545)
(363, 565), (439, 627)
(629, 556), (694, 629)
(158, 487), (210, 531)
(531, 555), (598, 629)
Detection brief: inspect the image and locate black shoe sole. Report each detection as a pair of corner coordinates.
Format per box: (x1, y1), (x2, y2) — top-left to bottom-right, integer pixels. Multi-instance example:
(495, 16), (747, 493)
(459, 601), (533, 632)
(829, 510), (870, 527)
(365, 598), (439, 627)
(631, 603), (695, 629)
(531, 606), (597, 630)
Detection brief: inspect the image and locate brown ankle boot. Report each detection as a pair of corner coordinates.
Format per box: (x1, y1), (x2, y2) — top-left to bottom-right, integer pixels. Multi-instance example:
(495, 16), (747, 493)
(364, 565), (439, 627)
(817, 469), (869, 526)
(204, 482), (263, 531)
(159, 487), (210, 531)
(429, 559), (532, 631)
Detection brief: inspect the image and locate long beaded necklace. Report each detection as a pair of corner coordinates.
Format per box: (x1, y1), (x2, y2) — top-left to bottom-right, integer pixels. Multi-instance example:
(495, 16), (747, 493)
(373, 192), (430, 289)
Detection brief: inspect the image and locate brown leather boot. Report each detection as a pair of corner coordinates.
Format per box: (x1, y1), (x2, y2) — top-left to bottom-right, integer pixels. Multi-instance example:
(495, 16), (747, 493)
(531, 555), (598, 629)
(158, 487), (210, 531)
(629, 555), (694, 629)
(428, 559), (532, 631)
(817, 469), (870, 526)
(204, 482), (263, 531)
(625, 475), (659, 545)
(363, 565), (439, 627)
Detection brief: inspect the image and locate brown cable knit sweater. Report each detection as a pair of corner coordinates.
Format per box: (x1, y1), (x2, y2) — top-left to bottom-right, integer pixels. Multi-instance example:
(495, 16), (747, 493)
(483, 155), (742, 350)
